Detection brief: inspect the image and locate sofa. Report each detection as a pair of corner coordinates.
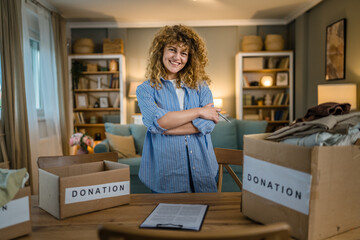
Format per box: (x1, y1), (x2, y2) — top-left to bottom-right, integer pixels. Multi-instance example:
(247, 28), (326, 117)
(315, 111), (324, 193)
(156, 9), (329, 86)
(94, 119), (267, 193)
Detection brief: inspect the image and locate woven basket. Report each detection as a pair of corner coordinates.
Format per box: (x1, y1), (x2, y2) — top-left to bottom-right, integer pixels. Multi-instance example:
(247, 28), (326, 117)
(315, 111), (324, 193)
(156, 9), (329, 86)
(103, 38), (124, 54)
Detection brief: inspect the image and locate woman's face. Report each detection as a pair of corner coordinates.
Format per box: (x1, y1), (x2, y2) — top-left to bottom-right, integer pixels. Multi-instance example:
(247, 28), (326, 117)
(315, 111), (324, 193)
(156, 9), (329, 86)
(162, 43), (189, 79)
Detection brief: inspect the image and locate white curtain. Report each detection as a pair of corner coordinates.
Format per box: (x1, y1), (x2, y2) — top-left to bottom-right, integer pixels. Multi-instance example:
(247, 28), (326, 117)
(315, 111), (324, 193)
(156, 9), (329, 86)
(22, 1), (63, 164)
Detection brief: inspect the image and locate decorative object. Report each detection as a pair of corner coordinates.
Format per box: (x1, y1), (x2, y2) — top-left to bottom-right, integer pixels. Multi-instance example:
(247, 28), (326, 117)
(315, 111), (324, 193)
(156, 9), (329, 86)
(275, 72), (288, 86)
(71, 61), (83, 90)
(86, 63), (97, 72)
(241, 35), (263, 51)
(264, 34), (284, 51)
(103, 38), (124, 54)
(97, 77), (102, 89)
(318, 83), (357, 110)
(69, 133), (94, 154)
(73, 38), (95, 54)
(90, 116), (97, 124)
(109, 60), (118, 72)
(264, 94), (272, 106)
(260, 76), (273, 87)
(99, 97), (109, 108)
(75, 93), (88, 108)
(326, 18), (346, 80)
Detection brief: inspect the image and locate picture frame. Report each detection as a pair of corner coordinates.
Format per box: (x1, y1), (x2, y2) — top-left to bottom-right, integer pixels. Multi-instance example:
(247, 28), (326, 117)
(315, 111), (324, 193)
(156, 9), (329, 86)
(99, 97), (109, 108)
(325, 18), (346, 81)
(75, 93), (88, 109)
(276, 72), (288, 86)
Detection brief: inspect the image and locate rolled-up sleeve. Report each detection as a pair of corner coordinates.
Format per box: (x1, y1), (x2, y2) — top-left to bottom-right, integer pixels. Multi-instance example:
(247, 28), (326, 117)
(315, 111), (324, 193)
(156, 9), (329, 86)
(192, 83), (216, 135)
(136, 82), (168, 134)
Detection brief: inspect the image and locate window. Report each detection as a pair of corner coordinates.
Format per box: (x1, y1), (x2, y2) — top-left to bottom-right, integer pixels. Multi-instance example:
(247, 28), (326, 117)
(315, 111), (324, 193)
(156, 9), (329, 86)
(30, 38), (43, 112)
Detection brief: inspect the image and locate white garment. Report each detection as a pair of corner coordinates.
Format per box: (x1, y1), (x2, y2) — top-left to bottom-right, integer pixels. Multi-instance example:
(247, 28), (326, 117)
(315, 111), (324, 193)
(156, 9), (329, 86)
(169, 79), (185, 110)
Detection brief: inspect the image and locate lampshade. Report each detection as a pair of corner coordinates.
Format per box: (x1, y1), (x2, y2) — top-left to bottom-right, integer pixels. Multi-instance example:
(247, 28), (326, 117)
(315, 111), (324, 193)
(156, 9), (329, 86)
(214, 98), (223, 109)
(318, 83), (357, 110)
(128, 82), (142, 98)
(260, 76), (273, 87)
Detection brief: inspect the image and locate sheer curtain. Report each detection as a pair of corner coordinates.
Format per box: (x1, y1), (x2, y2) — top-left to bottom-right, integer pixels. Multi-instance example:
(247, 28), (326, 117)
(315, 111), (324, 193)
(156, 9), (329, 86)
(22, 0), (63, 193)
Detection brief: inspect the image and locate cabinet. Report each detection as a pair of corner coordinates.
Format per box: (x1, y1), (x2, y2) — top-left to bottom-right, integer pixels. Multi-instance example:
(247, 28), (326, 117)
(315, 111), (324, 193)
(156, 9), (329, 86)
(235, 51), (293, 132)
(69, 54), (126, 140)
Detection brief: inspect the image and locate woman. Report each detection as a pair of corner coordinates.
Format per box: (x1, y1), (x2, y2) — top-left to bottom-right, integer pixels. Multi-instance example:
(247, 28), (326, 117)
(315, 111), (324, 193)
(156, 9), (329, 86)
(136, 25), (220, 193)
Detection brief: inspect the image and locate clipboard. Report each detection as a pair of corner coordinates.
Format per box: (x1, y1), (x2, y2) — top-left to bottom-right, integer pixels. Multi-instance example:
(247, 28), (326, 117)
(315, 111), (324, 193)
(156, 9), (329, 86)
(139, 203), (208, 231)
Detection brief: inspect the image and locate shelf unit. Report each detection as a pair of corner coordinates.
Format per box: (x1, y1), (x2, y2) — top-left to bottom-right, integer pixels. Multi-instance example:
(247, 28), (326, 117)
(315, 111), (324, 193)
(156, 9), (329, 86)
(235, 51), (293, 132)
(68, 54), (126, 140)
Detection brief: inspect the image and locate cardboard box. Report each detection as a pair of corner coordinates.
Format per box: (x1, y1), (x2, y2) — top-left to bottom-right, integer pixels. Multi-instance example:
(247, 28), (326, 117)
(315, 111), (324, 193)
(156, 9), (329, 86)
(242, 134), (360, 240)
(39, 160), (130, 219)
(243, 57), (264, 70)
(0, 187), (32, 239)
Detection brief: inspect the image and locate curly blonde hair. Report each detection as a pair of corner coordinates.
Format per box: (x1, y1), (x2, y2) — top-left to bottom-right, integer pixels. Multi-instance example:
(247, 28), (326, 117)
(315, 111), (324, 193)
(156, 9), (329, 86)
(145, 25), (211, 89)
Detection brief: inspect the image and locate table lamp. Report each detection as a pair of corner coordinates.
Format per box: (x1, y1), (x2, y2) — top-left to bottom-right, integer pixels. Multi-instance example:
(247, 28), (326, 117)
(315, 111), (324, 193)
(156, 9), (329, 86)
(317, 83), (357, 110)
(128, 82), (142, 113)
(214, 98), (223, 109)
(260, 75), (273, 87)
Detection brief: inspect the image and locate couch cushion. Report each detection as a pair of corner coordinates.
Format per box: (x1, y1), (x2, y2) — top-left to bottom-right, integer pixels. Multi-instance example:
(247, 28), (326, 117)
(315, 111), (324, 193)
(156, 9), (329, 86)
(105, 132), (138, 158)
(105, 123), (131, 136)
(118, 157), (142, 175)
(211, 120), (238, 149)
(236, 120), (267, 150)
(130, 124), (147, 155)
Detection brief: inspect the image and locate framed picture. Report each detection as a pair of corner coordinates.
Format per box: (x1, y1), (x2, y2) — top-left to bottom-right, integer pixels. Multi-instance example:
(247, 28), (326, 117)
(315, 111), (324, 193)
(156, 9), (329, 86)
(325, 18), (346, 80)
(75, 93), (88, 108)
(276, 72), (288, 86)
(99, 97), (109, 108)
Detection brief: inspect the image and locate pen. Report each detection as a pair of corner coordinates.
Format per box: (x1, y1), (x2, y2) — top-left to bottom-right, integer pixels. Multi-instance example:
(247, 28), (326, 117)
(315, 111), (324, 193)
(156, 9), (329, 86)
(218, 112), (231, 123)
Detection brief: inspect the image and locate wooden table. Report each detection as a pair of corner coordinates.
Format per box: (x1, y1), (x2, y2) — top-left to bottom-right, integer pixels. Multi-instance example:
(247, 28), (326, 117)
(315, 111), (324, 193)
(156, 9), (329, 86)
(19, 192), (360, 240)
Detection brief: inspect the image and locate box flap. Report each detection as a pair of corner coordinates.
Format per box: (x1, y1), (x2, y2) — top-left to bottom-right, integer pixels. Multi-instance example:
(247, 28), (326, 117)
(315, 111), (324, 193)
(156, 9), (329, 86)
(244, 133), (312, 173)
(38, 168), (60, 219)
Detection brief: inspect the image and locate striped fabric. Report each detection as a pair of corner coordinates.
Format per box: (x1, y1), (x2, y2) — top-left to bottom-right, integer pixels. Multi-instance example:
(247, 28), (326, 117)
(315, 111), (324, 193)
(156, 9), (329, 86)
(136, 78), (218, 193)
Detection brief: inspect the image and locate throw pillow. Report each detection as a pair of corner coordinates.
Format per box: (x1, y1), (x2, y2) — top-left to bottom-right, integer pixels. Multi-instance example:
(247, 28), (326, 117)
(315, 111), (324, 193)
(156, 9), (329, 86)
(105, 132), (137, 158)
(104, 123), (131, 136)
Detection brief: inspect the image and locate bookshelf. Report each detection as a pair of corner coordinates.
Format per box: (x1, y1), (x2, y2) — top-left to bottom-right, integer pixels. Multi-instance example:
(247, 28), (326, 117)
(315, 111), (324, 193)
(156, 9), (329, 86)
(235, 51), (293, 132)
(69, 54), (126, 140)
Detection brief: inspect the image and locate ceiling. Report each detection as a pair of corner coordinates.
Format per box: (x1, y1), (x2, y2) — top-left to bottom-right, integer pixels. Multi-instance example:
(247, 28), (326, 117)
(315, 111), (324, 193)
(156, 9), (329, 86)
(41, 0), (323, 28)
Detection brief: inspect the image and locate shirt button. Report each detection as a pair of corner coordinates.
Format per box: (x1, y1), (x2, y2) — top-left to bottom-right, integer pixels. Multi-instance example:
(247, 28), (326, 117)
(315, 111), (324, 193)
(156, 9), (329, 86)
(192, 167), (195, 170)
(188, 135), (191, 138)
(190, 150), (192, 154)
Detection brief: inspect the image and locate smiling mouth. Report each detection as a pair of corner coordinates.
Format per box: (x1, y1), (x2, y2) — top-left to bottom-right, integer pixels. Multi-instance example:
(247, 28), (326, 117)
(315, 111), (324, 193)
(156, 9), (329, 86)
(169, 60), (180, 66)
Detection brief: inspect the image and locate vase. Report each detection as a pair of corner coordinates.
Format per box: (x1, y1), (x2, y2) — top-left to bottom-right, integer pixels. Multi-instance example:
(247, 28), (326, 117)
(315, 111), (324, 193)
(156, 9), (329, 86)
(77, 147), (88, 155)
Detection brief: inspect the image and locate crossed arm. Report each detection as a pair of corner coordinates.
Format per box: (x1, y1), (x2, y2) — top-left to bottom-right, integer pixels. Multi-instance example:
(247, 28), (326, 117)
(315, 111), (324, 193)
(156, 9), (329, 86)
(159, 103), (220, 135)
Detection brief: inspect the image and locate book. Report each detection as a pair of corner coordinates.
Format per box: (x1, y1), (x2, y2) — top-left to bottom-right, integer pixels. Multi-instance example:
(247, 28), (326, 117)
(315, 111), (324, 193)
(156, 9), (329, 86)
(140, 203), (208, 231)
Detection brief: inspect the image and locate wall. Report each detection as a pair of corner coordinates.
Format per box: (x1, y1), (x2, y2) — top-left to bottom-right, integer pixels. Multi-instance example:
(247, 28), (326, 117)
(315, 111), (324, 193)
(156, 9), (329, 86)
(295, 0), (360, 118)
(71, 25), (289, 123)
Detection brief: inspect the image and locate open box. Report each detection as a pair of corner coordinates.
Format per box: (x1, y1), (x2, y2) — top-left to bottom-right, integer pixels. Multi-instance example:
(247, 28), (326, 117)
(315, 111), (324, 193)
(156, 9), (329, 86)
(242, 133), (360, 240)
(39, 160), (130, 219)
(0, 187), (32, 239)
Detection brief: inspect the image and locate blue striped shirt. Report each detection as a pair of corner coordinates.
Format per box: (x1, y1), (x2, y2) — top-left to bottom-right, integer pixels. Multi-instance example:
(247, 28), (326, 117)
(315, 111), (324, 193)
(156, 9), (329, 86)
(136, 78), (218, 193)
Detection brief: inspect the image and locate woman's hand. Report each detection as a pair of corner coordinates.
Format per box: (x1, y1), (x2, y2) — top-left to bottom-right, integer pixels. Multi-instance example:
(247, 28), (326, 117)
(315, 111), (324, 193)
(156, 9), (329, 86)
(199, 103), (221, 123)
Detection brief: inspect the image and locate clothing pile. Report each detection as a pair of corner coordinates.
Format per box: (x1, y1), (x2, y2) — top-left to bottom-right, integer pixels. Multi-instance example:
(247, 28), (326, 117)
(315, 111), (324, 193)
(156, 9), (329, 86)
(266, 102), (360, 147)
(0, 168), (29, 207)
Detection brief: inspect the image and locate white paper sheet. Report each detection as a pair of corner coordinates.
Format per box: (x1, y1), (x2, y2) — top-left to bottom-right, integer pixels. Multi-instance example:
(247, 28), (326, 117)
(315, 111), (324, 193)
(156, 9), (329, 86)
(140, 203), (208, 231)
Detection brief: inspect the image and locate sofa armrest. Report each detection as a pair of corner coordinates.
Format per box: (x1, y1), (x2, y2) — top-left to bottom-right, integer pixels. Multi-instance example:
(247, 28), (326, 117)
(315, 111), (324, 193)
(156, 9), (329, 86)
(94, 139), (110, 153)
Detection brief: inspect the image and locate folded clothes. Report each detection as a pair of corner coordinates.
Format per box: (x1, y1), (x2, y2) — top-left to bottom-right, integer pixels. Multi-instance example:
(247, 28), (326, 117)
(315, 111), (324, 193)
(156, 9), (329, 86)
(281, 123), (360, 147)
(267, 112), (360, 141)
(295, 102), (351, 123)
(0, 168), (29, 207)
